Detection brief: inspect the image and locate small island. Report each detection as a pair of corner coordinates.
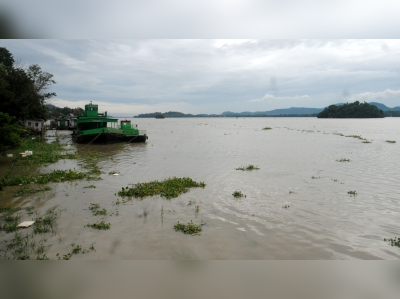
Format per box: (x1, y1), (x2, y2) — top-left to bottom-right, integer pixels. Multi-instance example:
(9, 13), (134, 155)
(317, 101), (384, 118)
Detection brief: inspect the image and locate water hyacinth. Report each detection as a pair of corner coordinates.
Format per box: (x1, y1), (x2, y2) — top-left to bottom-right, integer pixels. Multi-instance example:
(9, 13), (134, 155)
(118, 177), (206, 199)
(174, 220), (202, 235)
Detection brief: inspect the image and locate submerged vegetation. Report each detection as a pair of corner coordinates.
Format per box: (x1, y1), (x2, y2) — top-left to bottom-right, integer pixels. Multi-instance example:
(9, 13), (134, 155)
(236, 164), (260, 171)
(174, 220), (202, 235)
(118, 177), (206, 199)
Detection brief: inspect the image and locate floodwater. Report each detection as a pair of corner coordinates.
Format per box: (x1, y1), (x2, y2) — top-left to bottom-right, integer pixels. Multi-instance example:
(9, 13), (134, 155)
(4, 118), (400, 259)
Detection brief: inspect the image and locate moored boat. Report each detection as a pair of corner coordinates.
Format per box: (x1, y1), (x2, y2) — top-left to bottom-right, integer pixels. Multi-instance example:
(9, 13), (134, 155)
(72, 102), (148, 144)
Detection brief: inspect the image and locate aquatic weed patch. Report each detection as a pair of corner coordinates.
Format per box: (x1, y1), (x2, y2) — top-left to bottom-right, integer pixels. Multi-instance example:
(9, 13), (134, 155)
(362, 140), (372, 143)
(236, 164), (260, 171)
(386, 140), (396, 143)
(336, 158), (350, 162)
(262, 127), (272, 130)
(86, 221), (110, 230)
(345, 135), (365, 140)
(1, 214), (20, 233)
(384, 237), (400, 247)
(232, 191), (245, 198)
(348, 190), (357, 197)
(3, 169), (87, 187)
(33, 208), (60, 234)
(15, 139), (79, 166)
(14, 186), (51, 197)
(174, 220), (202, 235)
(118, 177), (206, 199)
(89, 203), (107, 216)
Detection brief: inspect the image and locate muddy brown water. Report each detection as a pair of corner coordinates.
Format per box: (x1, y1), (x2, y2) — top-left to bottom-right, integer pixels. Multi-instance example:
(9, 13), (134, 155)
(1, 118), (399, 259)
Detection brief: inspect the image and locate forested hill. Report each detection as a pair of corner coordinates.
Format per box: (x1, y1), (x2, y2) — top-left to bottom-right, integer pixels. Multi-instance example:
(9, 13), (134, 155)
(317, 101), (384, 118)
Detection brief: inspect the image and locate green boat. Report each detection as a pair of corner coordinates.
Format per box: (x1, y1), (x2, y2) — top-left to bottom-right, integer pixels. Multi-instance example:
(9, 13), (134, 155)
(72, 102), (148, 144)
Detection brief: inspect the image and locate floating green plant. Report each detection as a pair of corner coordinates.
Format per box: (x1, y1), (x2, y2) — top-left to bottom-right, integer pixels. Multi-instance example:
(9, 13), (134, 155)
(84, 185), (96, 189)
(108, 171), (119, 175)
(236, 164), (260, 171)
(282, 205), (290, 209)
(362, 140), (372, 143)
(262, 127), (272, 130)
(89, 203), (107, 216)
(2, 169), (87, 187)
(336, 158), (350, 162)
(174, 220), (202, 235)
(232, 190), (244, 198)
(348, 190), (357, 197)
(118, 177), (206, 199)
(384, 237), (400, 247)
(386, 140), (396, 143)
(311, 176), (320, 179)
(345, 135), (365, 140)
(195, 205), (200, 213)
(86, 221), (110, 230)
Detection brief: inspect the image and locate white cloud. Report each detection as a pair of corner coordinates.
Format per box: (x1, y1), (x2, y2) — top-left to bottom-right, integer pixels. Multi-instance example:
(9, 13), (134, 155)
(348, 89), (400, 102)
(249, 94), (310, 102)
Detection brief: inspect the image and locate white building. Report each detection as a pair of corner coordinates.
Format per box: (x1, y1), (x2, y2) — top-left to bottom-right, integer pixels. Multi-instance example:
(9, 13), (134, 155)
(24, 119), (44, 132)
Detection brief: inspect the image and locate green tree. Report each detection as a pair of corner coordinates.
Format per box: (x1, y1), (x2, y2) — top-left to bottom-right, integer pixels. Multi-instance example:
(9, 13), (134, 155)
(0, 112), (25, 155)
(0, 48), (56, 121)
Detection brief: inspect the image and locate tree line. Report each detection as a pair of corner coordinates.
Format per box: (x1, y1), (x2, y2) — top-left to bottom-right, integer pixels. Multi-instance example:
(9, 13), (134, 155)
(0, 47), (56, 154)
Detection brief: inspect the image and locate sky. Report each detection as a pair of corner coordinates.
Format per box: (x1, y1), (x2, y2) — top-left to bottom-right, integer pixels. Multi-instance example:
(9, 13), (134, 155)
(2, 39), (400, 116)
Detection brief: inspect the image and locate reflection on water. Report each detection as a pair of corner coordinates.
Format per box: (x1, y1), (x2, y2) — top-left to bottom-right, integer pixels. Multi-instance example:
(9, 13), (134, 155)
(7, 118), (400, 259)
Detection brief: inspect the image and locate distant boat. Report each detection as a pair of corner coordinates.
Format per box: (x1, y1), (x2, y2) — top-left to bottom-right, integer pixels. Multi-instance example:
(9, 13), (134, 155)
(72, 102), (148, 143)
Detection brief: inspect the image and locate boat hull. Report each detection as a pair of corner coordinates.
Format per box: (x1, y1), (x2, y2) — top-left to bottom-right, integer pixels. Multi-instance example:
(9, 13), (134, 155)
(72, 133), (148, 144)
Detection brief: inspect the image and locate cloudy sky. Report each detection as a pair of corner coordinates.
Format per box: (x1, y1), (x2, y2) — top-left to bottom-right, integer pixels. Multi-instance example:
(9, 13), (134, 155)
(2, 39), (400, 115)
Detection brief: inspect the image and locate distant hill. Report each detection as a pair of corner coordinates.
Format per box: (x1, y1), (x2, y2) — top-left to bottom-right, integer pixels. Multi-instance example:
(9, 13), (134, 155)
(369, 102), (400, 111)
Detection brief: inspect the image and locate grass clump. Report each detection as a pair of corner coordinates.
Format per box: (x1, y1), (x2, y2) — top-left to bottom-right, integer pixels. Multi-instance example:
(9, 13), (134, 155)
(2, 214), (20, 233)
(236, 164), (260, 171)
(86, 221), (110, 230)
(174, 220), (202, 235)
(336, 158), (350, 162)
(262, 127), (272, 130)
(232, 191), (244, 198)
(384, 237), (400, 247)
(33, 208), (60, 234)
(386, 140), (396, 143)
(118, 177), (206, 199)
